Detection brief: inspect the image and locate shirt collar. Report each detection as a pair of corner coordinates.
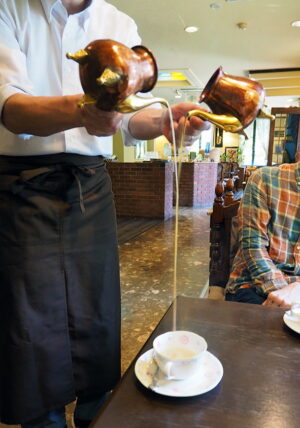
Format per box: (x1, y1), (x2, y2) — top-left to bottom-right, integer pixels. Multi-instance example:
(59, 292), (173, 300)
(41, 0), (58, 23)
(40, 0), (94, 28)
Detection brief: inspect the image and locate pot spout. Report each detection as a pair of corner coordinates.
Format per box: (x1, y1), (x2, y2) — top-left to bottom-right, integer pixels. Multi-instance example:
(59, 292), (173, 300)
(115, 94), (169, 113)
(187, 109), (248, 138)
(78, 93), (168, 113)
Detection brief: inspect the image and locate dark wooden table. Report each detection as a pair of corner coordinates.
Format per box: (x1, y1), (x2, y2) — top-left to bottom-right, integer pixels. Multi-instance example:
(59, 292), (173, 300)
(91, 296), (300, 428)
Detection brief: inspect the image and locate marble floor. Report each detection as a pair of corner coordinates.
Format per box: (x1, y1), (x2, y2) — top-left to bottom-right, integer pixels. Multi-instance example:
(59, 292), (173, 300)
(0, 207), (210, 427)
(120, 207), (210, 372)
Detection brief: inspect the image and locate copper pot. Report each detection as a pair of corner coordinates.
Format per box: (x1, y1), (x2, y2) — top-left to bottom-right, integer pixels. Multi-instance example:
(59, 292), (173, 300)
(67, 39), (167, 112)
(187, 67), (274, 136)
(200, 66), (265, 128)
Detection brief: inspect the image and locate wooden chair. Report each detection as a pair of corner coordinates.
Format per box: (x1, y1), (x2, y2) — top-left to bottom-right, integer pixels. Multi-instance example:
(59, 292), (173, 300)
(208, 178), (241, 300)
(219, 162), (246, 197)
(233, 166), (246, 191)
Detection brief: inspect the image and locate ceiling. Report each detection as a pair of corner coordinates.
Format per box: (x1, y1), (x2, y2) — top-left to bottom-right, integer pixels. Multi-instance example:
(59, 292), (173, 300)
(108, 0), (300, 108)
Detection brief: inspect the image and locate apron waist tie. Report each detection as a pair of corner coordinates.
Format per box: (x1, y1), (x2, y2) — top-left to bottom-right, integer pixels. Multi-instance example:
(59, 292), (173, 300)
(1, 165), (96, 214)
(71, 168), (86, 214)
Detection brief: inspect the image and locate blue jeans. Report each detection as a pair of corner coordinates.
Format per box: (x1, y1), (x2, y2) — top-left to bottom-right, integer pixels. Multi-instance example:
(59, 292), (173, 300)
(22, 393), (110, 428)
(225, 287), (266, 304)
(22, 407), (65, 428)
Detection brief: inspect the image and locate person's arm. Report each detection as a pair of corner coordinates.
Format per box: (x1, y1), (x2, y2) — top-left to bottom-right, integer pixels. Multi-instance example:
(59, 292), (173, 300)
(2, 93), (123, 137)
(2, 93), (82, 136)
(239, 170), (289, 294)
(0, 4), (124, 139)
(262, 282), (300, 308)
(128, 102), (210, 145)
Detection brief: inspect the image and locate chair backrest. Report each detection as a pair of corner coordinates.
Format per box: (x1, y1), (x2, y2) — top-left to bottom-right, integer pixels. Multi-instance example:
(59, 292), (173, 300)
(209, 178), (241, 289)
(218, 162), (246, 195)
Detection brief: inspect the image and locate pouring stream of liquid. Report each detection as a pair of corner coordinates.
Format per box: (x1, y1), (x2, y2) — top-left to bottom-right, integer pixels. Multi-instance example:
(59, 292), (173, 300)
(163, 104), (189, 332)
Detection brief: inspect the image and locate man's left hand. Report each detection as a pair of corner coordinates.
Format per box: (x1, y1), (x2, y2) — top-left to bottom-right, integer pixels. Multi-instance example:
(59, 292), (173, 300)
(161, 102), (211, 146)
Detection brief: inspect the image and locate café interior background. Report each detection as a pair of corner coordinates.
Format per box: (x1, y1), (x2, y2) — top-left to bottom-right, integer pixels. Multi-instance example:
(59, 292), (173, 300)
(108, 0), (300, 165)
(1, 1), (300, 427)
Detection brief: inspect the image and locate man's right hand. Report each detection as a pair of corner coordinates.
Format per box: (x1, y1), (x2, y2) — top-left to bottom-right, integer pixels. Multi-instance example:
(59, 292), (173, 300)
(80, 103), (123, 136)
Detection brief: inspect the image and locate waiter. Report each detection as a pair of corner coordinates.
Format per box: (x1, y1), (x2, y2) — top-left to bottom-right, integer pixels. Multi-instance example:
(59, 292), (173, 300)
(0, 1), (209, 427)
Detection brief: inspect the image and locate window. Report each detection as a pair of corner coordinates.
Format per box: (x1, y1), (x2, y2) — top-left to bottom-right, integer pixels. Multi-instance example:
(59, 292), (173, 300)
(242, 118), (270, 166)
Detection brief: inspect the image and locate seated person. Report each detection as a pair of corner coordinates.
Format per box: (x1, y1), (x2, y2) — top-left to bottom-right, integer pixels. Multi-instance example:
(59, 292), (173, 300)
(225, 161), (300, 308)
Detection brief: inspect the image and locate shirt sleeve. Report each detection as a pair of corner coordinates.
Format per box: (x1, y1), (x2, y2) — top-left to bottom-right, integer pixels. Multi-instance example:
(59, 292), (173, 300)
(121, 93), (163, 146)
(119, 18), (162, 146)
(239, 170), (289, 294)
(0, 6), (35, 119)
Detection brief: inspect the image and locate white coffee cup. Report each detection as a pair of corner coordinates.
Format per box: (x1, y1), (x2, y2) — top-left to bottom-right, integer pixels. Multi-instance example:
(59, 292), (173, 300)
(290, 302), (300, 320)
(153, 330), (207, 380)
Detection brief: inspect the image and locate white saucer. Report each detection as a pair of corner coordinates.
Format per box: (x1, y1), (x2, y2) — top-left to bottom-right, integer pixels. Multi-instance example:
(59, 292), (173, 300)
(134, 348), (223, 397)
(283, 312), (300, 334)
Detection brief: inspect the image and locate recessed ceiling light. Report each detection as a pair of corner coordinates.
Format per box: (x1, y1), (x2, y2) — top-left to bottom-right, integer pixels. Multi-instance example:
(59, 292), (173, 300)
(291, 20), (300, 27)
(210, 3), (221, 9)
(184, 26), (199, 33)
(237, 22), (248, 30)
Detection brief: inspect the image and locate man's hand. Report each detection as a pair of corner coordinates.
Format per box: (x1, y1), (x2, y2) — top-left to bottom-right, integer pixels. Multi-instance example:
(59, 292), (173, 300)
(80, 103), (123, 136)
(161, 102), (211, 146)
(262, 282), (300, 308)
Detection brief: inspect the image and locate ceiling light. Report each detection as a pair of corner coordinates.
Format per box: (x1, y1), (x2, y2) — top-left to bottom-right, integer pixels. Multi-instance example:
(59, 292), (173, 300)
(291, 20), (300, 27)
(184, 26), (199, 33)
(156, 68), (203, 88)
(237, 22), (247, 30)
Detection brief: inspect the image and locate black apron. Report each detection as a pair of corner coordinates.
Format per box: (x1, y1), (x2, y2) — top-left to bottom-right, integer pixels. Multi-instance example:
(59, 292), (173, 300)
(0, 153), (121, 424)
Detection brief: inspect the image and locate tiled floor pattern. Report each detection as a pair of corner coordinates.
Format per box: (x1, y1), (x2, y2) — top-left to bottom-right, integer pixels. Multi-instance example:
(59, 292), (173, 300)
(119, 207), (210, 372)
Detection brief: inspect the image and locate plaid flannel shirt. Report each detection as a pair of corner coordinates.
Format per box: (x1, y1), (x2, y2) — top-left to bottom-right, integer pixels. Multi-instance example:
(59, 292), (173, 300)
(226, 162), (300, 296)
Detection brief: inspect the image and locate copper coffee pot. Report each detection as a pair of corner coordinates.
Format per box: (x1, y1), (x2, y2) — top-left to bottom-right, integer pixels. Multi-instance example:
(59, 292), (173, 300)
(187, 66), (274, 137)
(66, 39), (168, 112)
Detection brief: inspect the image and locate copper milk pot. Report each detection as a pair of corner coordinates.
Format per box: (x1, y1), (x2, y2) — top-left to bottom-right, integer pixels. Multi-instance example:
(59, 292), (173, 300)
(187, 66), (274, 136)
(66, 39), (168, 112)
(67, 41), (273, 134)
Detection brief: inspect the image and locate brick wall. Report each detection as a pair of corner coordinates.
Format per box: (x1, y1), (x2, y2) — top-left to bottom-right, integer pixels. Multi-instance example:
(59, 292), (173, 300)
(193, 162), (218, 207)
(174, 163), (194, 206)
(107, 161), (174, 219)
(174, 162), (218, 208)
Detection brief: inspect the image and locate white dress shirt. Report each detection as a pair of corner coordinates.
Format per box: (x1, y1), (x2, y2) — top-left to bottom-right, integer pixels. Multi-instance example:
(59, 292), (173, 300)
(0, 0), (141, 156)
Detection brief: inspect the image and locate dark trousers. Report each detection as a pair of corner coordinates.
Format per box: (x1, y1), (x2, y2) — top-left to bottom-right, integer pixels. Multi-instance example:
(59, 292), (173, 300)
(225, 288), (266, 304)
(22, 393), (110, 427)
